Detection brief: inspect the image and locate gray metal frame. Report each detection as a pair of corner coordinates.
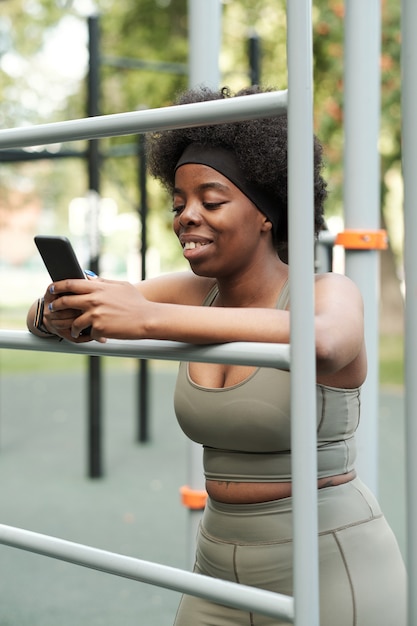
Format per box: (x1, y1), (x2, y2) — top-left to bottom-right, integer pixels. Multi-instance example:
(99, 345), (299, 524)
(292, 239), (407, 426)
(0, 522), (293, 621)
(343, 0), (381, 496)
(287, 2), (319, 624)
(402, 0), (416, 624)
(0, 0), (398, 623)
(0, 330), (290, 369)
(0, 82), (305, 620)
(0, 331), (294, 621)
(0, 83), (303, 621)
(185, 1), (222, 566)
(0, 92), (287, 150)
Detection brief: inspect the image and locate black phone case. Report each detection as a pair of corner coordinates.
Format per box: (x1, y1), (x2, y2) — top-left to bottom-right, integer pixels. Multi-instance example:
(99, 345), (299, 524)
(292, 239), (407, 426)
(34, 235), (91, 335)
(34, 235), (85, 281)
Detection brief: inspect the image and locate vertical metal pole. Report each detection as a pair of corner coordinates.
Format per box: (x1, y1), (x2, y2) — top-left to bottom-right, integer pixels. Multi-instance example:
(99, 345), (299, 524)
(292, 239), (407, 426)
(137, 135), (149, 443)
(402, 0), (417, 620)
(248, 31), (261, 86)
(87, 14), (103, 478)
(188, 0), (222, 89)
(186, 0), (221, 568)
(343, 0), (381, 495)
(286, 2), (319, 625)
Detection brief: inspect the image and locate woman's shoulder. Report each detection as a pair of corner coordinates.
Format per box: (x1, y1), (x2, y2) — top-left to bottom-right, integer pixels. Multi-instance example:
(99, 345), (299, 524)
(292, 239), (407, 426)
(138, 271), (216, 305)
(314, 271), (362, 298)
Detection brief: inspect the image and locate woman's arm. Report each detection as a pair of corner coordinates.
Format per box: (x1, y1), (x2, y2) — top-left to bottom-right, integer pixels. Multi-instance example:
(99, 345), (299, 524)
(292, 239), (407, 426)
(45, 271), (365, 380)
(27, 272), (214, 340)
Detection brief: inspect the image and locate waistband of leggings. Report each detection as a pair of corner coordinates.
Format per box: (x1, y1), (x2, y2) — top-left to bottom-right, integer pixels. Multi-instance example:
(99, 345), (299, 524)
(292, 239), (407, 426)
(202, 478), (382, 543)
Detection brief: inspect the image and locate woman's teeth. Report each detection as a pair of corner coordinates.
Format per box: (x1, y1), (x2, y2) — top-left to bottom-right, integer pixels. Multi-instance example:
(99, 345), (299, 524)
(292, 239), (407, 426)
(184, 241), (207, 250)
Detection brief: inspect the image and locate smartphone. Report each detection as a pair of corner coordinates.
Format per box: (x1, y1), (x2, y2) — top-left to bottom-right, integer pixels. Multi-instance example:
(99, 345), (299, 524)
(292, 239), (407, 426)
(34, 235), (86, 281)
(34, 235), (91, 335)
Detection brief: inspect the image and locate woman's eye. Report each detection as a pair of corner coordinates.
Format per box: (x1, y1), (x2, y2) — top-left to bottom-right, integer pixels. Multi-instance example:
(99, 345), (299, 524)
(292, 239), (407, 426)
(171, 200), (226, 214)
(203, 202), (223, 210)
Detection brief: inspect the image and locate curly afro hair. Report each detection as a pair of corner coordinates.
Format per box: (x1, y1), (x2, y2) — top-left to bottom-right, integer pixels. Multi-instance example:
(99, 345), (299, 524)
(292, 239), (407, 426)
(146, 85), (327, 255)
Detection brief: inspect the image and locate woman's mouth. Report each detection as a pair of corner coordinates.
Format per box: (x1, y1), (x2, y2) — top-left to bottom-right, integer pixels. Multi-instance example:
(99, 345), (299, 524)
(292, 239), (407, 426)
(182, 239), (213, 260)
(183, 241), (209, 250)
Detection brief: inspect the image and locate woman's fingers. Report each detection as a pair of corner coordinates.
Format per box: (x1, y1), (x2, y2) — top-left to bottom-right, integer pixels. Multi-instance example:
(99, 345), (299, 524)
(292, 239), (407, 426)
(45, 278), (144, 341)
(70, 313), (92, 338)
(49, 276), (110, 296)
(47, 290), (94, 314)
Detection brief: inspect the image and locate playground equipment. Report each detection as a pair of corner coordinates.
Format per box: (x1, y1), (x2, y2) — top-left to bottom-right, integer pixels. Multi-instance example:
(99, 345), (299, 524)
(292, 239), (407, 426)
(0, 0), (413, 624)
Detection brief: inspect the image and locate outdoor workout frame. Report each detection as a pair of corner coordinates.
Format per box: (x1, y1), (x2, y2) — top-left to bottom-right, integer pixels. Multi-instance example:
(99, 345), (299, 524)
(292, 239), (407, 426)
(0, 0), (413, 624)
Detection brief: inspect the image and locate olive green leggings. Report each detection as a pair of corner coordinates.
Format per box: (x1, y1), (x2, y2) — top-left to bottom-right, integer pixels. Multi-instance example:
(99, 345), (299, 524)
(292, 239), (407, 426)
(174, 479), (406, 626)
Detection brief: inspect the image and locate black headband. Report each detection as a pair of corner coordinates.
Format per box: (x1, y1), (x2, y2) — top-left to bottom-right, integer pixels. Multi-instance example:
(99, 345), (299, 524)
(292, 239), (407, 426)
(175, 143), (279, 236)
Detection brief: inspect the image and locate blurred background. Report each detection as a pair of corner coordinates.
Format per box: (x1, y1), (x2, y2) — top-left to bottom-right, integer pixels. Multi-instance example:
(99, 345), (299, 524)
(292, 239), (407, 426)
(0, 0), (404, 371)
(0, 2), (405, 624)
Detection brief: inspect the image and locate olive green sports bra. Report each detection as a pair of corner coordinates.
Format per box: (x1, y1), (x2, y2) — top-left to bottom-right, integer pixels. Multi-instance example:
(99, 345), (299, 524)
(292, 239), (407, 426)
(173, 281), (360, 482)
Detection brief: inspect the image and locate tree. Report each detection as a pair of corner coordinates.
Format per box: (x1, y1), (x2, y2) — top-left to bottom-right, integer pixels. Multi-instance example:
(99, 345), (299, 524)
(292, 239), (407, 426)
(0, 0), (403, 288)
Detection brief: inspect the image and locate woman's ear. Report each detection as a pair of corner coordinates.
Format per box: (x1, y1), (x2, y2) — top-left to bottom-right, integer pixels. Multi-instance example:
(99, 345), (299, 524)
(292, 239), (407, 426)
(260, 216), (273, 233)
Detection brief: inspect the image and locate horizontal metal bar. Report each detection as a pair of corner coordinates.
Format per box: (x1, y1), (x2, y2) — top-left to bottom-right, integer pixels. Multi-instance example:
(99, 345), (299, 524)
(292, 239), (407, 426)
(317, 230), (336, 247)
(0, 330), (290, 370)
(0, 524), (294, 621)
(102, 55), (188, 75)
(0, 148), (87, 162)
(0, 91), (287, 150)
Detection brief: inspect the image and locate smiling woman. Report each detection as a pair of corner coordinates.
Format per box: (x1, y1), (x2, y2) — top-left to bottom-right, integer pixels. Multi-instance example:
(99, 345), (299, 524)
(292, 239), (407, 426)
(172, 157), (272, 281)
(148, 86), (326, 266)
(26, 85), (406, 626)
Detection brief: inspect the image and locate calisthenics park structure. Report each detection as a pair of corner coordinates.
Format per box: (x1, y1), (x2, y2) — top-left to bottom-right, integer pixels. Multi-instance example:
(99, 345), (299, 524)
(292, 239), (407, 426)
(0, 1), (415, 625)
(0, 13), (263, 482)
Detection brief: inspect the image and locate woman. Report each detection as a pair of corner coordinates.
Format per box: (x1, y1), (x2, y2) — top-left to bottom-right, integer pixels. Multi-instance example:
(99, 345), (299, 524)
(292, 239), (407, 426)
(28, 86), (406, 625)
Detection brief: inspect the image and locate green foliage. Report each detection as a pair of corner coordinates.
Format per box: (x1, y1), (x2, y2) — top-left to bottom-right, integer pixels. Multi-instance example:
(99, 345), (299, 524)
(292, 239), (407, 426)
(221, 1), (288, 91)
(311, 3), (345, 212)
(0, 0), (402, 272)
(309, 0), (402, 218)
(99, 0), (188, 114)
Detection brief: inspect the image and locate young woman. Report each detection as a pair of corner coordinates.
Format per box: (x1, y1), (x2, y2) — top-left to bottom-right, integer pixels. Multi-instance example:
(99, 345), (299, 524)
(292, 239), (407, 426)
(28, 86), (406, 625)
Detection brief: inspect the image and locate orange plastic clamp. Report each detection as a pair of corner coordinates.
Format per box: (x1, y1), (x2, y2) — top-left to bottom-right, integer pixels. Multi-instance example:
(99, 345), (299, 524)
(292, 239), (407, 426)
(180, 485), (208, 510)
(335, 229), (388, 250)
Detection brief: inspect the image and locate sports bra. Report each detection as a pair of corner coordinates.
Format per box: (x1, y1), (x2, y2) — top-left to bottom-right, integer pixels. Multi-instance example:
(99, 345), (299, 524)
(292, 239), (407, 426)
(173, 281), (360, 482)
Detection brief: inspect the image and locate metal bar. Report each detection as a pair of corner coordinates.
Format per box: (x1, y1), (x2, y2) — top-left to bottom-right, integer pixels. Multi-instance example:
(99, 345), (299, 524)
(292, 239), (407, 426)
(138, 135), (149, 443)
(0, 91), (287, 150)
(188, 0), (221, 89)
(186, 0), (222, 569)
(249, 31), (261, 86)
(286, 1), (320, 626)
(102, 55), (188, 75)
(343, 0), (381, 495)
(87, 356), (102, 477)
(87, 15), (103, 479)
(0, 331), (290, 370)
(0, 149), (86, 162)
(401, 0), (417, 621)
(0, 524), (294, 621)
(138, 360), (149, 441)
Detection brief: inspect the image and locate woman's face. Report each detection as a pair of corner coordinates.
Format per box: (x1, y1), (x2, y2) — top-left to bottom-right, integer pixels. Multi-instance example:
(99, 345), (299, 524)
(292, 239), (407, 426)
(173, 163), (272, 278)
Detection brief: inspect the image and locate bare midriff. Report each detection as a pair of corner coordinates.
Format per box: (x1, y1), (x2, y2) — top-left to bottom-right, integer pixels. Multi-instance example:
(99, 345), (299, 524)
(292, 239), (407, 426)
(206, 470), (357, 504)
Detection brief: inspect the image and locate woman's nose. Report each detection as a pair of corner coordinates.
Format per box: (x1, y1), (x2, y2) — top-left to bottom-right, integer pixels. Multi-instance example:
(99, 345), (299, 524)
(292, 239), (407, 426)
(178, 202), (202, 226)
